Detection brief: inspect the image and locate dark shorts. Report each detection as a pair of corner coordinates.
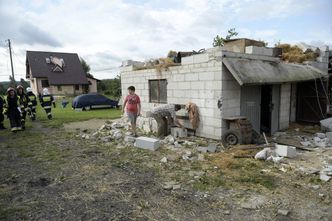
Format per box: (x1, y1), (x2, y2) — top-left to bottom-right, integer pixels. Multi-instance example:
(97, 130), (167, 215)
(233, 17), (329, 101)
(127, 112), (138, 124)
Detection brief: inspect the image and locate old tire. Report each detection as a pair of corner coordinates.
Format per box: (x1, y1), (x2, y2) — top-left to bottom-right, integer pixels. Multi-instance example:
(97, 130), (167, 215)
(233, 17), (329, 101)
(222, 130), (242, 147)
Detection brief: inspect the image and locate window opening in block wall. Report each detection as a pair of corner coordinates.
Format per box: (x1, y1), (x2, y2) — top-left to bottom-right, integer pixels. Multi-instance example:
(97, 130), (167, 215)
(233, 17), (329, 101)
(149, 79), (167, 103)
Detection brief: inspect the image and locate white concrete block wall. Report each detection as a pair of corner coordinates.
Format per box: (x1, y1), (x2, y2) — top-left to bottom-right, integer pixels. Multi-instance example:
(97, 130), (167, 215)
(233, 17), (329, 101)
(220, 63), (241, 134)
(120, 53), (223, 139)
(279, 83), (291, 130)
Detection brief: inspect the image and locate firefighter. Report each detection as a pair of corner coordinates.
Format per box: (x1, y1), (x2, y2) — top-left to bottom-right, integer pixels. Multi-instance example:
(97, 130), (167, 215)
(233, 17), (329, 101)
(3, 87), (22, 132)
(16, 85), (28, 129)
(0, 94), (6, 129)
(26, 87), (37, 120)
(40, 88), (55, 119)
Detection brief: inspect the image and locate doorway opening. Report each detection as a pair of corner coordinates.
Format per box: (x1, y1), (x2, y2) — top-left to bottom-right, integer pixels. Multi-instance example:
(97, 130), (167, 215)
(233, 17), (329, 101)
(260, 85), (272, 134)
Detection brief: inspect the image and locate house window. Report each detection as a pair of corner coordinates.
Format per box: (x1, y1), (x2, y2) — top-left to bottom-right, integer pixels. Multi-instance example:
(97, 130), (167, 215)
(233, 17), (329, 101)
(149, 79), (167, 103)
(41, 80), (49, 88)
(57, 85), (62, 91)
(74, 85), (80, 91)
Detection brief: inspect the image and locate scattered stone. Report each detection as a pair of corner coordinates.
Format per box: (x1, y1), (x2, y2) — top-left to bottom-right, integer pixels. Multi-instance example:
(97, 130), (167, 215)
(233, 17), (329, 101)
(163, 135), (175, 144)
(197, 154), (205, 161)
(111, 122), (125, 129)
(255, 148), (268, 160)
(135, 137), (160, 151)
(223, 210), (231, 215)
(320, 117), (332, 132)
(124, 136), (136, 143)
(319, 173), (331, 182)
(172, 184), (181, 190)
(162, 181), (176, 190)
(240, 195), (268, 210)
(312, 185), (320, 190)
(275, 144), (296, 158)
(295, 128), (300, 132)
(316, 133), (326, 139)
(318, 193), (325, 197)
(274, 132), (287, 137)
(207, 143), (217, 153)
(277, 209), (290, 216)
(174, 141), (182, 148)
(100, 136), (112, 142)
(99, 125), (106, 131)
(300, 141), (312, 147)
(326, 132), (332, 142)
(160, 157), (168, 163)
(171, 127), (188, 138)
(197, 146), (208, 153)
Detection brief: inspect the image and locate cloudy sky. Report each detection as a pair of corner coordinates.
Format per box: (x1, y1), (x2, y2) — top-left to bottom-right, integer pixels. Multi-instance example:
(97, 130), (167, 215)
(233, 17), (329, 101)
(0, 0), (331, 81)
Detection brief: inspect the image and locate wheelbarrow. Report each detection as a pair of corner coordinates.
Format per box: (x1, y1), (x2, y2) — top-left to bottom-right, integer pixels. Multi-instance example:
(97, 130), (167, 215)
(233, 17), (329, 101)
(222, 116), (254, 147)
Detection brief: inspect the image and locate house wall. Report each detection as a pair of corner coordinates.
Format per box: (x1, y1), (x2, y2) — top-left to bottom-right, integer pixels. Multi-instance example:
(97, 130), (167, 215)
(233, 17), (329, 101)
(279, 83), (291, 130)
(87, 78), (98, 93)
(50, 85), (84, 96)
(121, 51), (223, 139)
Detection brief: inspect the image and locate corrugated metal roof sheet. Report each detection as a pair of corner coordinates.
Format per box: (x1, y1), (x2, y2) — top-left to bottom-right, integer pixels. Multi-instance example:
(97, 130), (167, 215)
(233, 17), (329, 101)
(222, 57), (327, 86)
(26, 51), (89, 85)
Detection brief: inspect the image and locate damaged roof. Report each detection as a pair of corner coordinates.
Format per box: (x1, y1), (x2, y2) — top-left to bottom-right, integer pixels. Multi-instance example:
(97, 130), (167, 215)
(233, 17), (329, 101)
(26, 51), (89, 85)
(222, 57), (327, 86)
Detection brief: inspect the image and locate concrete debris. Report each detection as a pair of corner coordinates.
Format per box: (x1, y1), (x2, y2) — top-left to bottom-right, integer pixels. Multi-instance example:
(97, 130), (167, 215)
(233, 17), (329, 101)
(182, 151), (193, 160)
(197, 154), (205, 161)
(111, 122), (125, 129)
(172, 184), (181, 190)
(174, 141), (183, 148)
(207, 143), (217, 153)
(316, 133), (326, 139)
(197, 146), (208, 153)
(162, 181), (175, 190)
(163, 135), (175, 144)
(319, 165), (332, 181)
(275, 144), (296, 158)
(171, 127), (188, 138)
(277, 209), (290, 216)
(160, 157), (168, 163)
(254, 148), (269, 160)
(320, 117), (332, 132)
(135, 137), (160, 151)
(124, 136), (136, 143)
(300, 141), (312, 147)
(267, 155), (284, 163)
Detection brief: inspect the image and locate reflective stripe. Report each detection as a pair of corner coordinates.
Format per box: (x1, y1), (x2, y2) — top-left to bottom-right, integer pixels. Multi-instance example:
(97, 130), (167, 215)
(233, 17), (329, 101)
(28, 102), (33, 105)
(43, 97), (51, 102)
(44, 106), (51, 109)
(28, 96), (36, 101)
(47, 113), (52, 115)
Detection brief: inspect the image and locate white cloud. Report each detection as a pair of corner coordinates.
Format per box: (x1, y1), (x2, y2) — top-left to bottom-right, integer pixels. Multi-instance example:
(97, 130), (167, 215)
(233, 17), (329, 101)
(0, 0), (330, 81)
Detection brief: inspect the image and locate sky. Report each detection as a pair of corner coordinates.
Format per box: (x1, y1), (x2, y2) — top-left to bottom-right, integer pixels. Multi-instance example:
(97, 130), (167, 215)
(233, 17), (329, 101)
(0, 0), (331, 81)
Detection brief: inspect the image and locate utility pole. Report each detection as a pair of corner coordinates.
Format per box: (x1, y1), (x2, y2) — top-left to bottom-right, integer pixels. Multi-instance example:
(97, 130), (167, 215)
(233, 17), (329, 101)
(8, 39), (15, 81)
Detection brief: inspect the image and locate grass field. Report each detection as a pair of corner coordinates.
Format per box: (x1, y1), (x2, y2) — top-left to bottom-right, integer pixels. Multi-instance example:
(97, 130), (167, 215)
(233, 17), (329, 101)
(1, 98), (121, 129)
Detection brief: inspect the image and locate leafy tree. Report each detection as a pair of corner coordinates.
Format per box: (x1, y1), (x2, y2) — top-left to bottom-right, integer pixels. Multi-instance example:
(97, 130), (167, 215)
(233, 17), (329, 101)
(97, 75), (121, 99)
(213, 28), (238, 47)
(80, 57), (94, 78)
(19, 78), (30, 89)
(0, 83), (5, 95)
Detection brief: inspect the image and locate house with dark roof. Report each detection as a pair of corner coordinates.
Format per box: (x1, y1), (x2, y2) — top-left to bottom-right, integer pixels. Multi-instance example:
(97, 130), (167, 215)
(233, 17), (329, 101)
(26, 51), (98, 96)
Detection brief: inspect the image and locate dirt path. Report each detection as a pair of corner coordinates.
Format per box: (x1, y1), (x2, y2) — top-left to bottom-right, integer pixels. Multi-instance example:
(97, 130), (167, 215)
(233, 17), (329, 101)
(0, 122), (331, 220)
(63, 118), (112, 131)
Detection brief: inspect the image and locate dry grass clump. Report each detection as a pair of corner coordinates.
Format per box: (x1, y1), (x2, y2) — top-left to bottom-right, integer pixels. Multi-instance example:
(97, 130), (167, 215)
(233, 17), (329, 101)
(276, 43), (319, 63)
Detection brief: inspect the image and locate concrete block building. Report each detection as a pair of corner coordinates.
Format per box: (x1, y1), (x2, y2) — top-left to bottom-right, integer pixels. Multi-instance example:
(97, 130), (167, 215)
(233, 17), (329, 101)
(120, 39), (329, 140)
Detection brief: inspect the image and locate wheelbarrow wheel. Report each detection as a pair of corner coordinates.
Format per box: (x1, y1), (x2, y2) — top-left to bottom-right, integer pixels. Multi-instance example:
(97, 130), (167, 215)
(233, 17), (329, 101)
(222, 130), (242, 147)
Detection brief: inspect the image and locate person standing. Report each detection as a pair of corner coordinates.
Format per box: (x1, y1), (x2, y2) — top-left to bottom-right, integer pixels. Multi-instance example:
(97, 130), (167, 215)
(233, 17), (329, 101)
(40, 88), (56, 119)
(150, 104), (183, 137)
(122, 86), (141, 137)
(3, 87), (22, 132)
(26, 87), (37, 120)
(0, 94), (6, 130)
(16, 85), (28, 129)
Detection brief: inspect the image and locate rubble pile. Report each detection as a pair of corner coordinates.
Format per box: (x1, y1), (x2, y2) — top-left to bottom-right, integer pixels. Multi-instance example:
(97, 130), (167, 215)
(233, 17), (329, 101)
(79, 119), (221, 160)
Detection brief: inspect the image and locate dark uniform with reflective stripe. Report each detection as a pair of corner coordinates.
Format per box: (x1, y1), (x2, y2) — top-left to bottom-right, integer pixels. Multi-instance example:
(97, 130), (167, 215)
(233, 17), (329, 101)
(0, 95), (5, 129)
(40, 94), (55, 119)
(27, 91), (37, 120)
(4, 94), (22, 132)
(17, 92), (28, 129)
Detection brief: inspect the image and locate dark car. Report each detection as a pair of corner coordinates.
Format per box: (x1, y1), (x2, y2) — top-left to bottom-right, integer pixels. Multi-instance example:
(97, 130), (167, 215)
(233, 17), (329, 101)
(72, 93), (119, 110)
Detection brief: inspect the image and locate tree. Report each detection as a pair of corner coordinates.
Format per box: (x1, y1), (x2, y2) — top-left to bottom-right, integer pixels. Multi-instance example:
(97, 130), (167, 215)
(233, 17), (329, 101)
(213, 28), (238, 47)
(8, 75), (16, 88)
(80, 57), (94, 78)
(97, 75), (121, 99)
(19, 78), (30, 89)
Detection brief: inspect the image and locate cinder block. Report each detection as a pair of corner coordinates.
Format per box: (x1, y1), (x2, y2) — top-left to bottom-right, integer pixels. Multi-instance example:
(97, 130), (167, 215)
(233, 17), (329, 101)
(171, 127), (188, 138)
(135, 137), (160, 151)
(275, 144), (296, 158)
